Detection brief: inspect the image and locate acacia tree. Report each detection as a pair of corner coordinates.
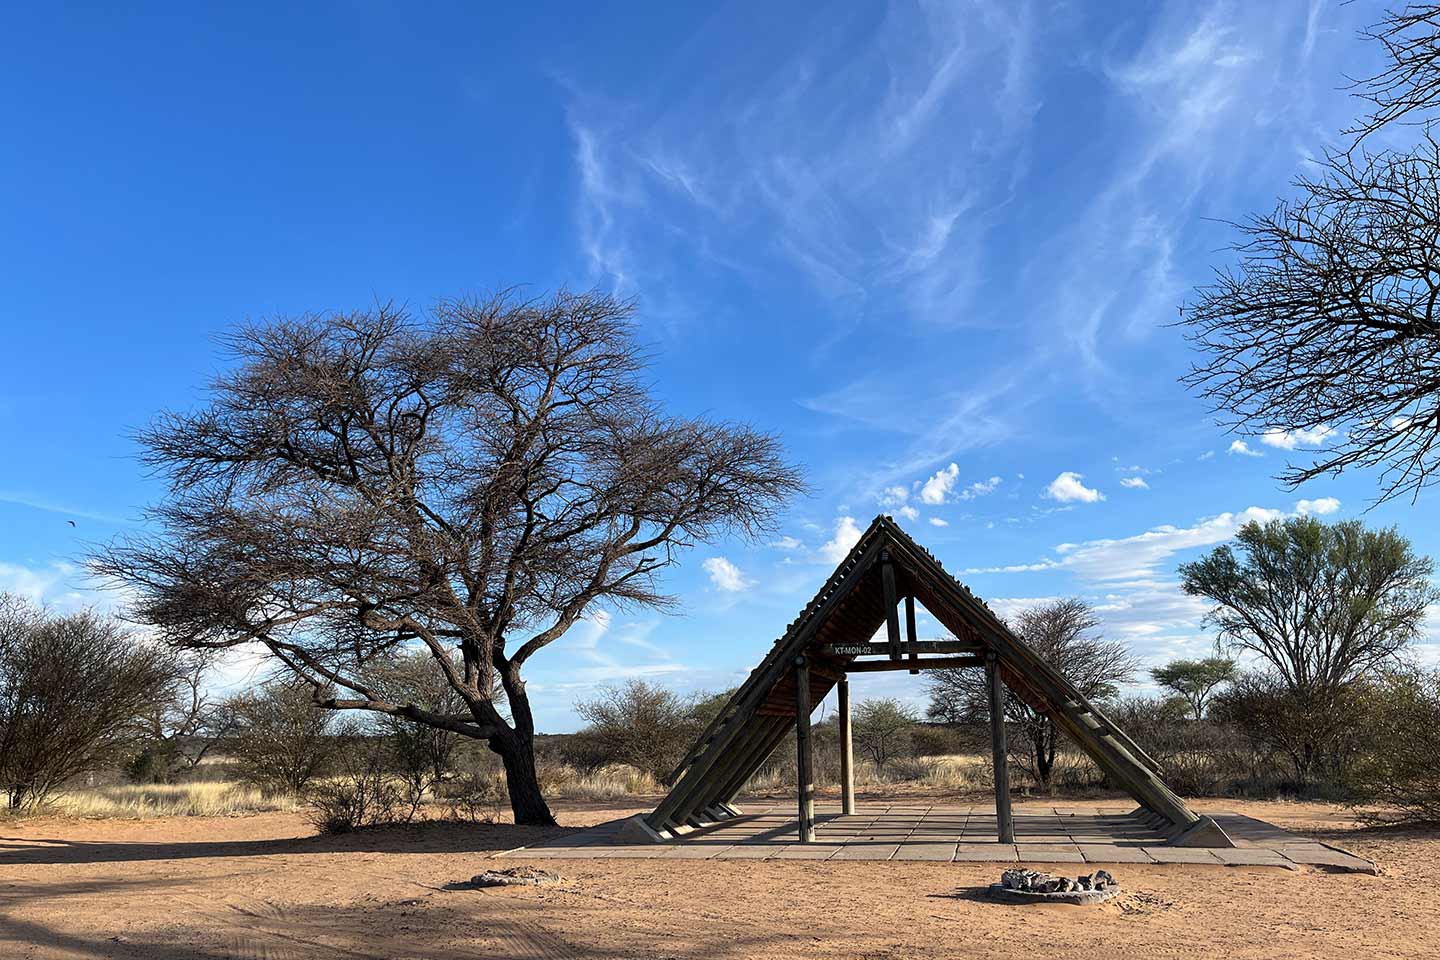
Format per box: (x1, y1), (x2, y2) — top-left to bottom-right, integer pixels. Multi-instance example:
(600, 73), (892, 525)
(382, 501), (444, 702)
(850, 698), (916, 773)
(94, 291), (802, 824)
(1149, 657), (1235, 721)
(1181, 6), (1440, 503)
(224, 680), (340, 795)
(925, 598), (1135, 790)
(1179, 517), (1436, 696)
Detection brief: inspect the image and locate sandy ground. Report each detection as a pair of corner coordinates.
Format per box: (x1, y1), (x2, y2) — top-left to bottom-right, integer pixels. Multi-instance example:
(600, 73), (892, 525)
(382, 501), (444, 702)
(0, 794), (1434, 960)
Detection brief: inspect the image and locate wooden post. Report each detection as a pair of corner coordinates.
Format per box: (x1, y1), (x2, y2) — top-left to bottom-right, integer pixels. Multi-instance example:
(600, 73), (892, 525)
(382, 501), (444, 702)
(904, 595), (919, 675)
(986, 652), (1015, 843)
(838, 676), (855, 816)
(881, 553), (902, 660)
(795, 657), (815, 842)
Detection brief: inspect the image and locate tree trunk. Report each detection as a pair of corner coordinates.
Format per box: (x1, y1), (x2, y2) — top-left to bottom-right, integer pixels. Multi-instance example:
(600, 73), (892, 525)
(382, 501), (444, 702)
(496, 738), (554, 825)
(490, 670), (557, 826)
(1032, 720), (1056, 791)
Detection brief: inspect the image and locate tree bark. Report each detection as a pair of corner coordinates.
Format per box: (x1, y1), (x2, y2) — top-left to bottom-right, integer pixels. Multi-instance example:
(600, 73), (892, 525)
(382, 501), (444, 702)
(493, 734), (555, 825)
(488, 673), (557, 826)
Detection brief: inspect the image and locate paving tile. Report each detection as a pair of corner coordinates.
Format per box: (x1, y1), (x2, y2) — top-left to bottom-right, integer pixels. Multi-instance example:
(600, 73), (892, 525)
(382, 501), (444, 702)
(587, 846), (672, 859)
(712, 845), (779, 859)
(1141, 847), (1223, 864)
(830, 843), (901, 861)
(1211, 848), (1295, 867)
(1078, 844), (1156, 864)
(894, 842), (959, 862)
(666, 843), (732, 859)
(1015, 844), (1085, 863)
(1280, 848), (1376, 872)
(771, 844), (844, 860)
(953, 843), (1020, 862)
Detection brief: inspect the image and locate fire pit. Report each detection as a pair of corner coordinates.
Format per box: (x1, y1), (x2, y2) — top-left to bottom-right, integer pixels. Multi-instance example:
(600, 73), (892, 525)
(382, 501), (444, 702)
(987, 869), (1120, 905)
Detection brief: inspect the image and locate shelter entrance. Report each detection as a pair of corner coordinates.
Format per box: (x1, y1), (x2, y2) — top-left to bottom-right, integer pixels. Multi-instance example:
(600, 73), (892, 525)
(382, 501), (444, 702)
(630, 516), (1235, 849)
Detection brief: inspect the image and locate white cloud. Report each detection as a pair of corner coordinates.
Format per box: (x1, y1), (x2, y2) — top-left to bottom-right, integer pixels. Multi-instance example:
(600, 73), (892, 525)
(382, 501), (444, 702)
(892, 504), (920, 521)
(959, 475), (1002, 500)
(1198, 450), (1215, 461)
(0, 561), (75, 603)
(702, 556), (750, 592)
(1227, 440), (1262, 457)
(966, 504), (1287, 582)
(920, 463), (960, 504)
(879, 486), (909, 508)
(769, 536), (802, 550)
(1261, 425), (1336, 450)
(1294, 497), (1340, 516)
(1119, 476), (1149, 489)
(819, 516), (863, 564)
(1043, 471), (1105, 503)
(928, 516), (949, 527)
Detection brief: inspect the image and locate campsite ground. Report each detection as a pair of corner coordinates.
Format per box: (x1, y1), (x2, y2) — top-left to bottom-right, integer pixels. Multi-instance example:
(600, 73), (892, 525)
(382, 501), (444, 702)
(1, 793), (1432, 960)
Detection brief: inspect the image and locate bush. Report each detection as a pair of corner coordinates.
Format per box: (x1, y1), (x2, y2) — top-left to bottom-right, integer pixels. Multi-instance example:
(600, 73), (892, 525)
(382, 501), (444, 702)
(0, 597), (176, 810)
(225, 681), (340, 796)
(304, 737), (411, 835)
(1348, 669), (1440, 824)
(570, 680), (705, 781)
(439, 770), (505, 823)
(1210, 673), (1372, 792)
(851, 699), (916, 772)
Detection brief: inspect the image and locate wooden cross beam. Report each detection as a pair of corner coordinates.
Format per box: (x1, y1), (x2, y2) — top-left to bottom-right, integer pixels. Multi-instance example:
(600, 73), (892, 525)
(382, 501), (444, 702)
(823, 640), (982, 657)
(843, 655), (982, 673)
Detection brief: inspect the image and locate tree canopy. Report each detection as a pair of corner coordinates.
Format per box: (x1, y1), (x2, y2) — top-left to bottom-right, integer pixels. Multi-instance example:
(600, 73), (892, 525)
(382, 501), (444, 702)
(1180, 5), (1440, 503)
(1179, 516), (1436, 696)
(1149, 657), (1236, 721)
(94, 290), (804, 824)
(926, 597), (1135, 789)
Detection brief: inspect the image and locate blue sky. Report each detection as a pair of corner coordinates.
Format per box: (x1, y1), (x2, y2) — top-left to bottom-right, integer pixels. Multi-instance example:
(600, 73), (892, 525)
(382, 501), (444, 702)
(3, 1), (1435, 731)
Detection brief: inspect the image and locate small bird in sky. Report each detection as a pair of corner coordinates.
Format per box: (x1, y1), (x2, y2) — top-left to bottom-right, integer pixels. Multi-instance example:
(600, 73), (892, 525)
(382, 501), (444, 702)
(67, 520), (76, 527)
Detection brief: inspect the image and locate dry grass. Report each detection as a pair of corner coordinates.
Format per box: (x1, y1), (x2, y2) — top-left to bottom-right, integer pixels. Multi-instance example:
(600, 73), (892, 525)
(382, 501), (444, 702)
(540, 763), (663, 799)
(39, 782), (299, 819)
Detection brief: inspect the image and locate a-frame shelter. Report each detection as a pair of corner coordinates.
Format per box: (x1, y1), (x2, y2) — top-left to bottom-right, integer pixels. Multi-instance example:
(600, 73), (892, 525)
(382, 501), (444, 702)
(632, 515), (1232, 848)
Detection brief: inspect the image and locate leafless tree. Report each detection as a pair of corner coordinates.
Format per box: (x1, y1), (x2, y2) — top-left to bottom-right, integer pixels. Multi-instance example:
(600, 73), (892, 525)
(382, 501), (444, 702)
(1181, 137), (1440, 502)
(93, 290), (803, 824)
(1181, 6), (1440, 504)
(925, 598), (1135, 790)
(129, 656), (235, 782)
(1347, 4), (1440, 141)
(0, 596), (175, 809)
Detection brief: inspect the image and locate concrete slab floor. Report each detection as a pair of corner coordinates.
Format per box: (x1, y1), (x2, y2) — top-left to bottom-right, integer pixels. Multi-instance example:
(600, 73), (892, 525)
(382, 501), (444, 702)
(497, 803), (1377, 872)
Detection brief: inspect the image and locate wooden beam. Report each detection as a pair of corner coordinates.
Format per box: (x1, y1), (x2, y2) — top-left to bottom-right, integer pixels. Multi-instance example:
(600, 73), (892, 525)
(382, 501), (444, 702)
(844, 655), (983, 673)
(838, 677), (855, 816)
(905, 595), (919, 675)
(795, 656), (815, 842)
(647, 536), (889, 830)
(986, 652), (1015, 844)
(881, 553), (902, 660)
(823, 640), (982, 657)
